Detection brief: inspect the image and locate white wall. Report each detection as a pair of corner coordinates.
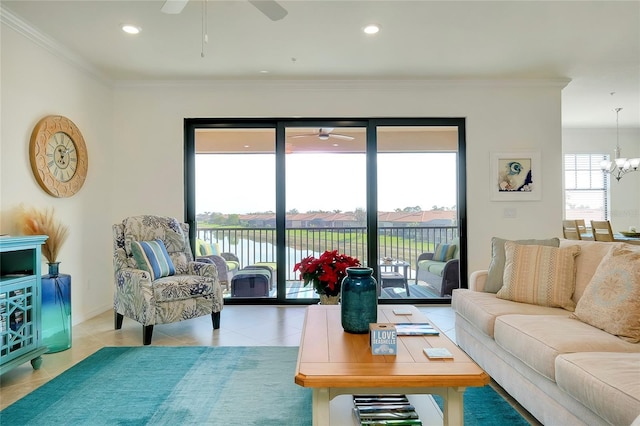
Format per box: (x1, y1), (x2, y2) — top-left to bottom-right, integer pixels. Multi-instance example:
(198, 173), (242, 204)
(113, 81), (566, 274)
(563, 127), (640, 231)
(1, 24), (115, 323)
(3, 20), (574, 323)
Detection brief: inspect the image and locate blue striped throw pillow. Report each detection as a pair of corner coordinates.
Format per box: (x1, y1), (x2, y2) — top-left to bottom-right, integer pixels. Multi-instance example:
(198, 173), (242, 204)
(131, 239), (175, 280)
(434, 243), (456, 262)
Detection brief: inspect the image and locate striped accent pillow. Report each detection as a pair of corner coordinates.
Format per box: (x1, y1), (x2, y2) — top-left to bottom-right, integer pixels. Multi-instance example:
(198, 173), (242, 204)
(433, 243), (456, 262)
(497, 242), (580, 311)
(131, 240), (175, 281)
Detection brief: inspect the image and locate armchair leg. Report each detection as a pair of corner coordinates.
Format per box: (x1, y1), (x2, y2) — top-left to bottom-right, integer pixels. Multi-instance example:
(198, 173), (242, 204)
(143, 325), (154, 345)
(212, 312), (221, 329)
(115, 312), (124, 330)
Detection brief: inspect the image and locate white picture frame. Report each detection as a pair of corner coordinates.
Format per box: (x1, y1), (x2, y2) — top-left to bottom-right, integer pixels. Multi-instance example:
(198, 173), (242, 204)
(490, 151), (541, 201)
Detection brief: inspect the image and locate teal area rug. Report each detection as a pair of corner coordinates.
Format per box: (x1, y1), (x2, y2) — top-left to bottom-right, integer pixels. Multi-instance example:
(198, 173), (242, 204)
(2, 346), (529, 425)
(433, 387), (529, 426)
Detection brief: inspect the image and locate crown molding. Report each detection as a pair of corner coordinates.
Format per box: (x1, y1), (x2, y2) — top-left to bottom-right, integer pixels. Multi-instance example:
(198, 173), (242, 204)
(114, 78), (571, 90)
(1, 4), (112, 85)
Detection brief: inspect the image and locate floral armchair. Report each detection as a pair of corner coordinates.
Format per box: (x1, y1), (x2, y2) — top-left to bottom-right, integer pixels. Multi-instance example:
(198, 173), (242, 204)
(113, 215), (223, 345)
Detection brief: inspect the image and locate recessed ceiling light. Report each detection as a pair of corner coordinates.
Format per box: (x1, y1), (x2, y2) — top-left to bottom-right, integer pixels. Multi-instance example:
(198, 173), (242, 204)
(121, 24), (141, 35)
(363, 24), (380, 35)
(259, 70), (269, 74)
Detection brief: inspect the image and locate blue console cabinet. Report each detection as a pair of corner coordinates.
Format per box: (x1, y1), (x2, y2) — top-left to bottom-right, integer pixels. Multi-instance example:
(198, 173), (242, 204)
(0, 235), (48, 374)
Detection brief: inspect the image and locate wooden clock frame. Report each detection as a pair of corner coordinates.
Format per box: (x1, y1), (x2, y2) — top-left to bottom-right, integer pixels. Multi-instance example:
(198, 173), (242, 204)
(29, 115), (88, 197)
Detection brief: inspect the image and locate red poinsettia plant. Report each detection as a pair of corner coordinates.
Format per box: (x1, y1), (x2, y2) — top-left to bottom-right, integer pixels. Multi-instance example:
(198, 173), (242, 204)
(294, 250), (361, 296)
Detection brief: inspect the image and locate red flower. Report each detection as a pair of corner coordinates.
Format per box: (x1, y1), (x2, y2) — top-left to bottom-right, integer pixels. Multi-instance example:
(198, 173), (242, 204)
(293, 250), (360, 296)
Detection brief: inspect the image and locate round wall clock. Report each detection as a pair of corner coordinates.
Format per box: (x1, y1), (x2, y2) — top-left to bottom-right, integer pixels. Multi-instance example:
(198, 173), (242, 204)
(29, 115), (89, 197)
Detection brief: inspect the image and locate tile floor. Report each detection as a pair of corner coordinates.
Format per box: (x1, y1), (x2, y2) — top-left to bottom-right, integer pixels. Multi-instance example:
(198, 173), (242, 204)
(0, 305), (537, 424)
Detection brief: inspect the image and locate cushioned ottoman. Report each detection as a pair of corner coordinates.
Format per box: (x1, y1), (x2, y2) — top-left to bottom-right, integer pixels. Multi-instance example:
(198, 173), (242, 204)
(230, 270), (270, 297)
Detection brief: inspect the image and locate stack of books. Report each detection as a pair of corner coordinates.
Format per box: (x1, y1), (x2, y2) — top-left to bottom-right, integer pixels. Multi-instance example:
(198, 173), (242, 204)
(352, 394), (422, 425)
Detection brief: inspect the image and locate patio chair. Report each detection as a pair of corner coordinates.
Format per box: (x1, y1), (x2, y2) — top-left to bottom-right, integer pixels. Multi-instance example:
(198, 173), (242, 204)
(415, 238), (460, 297)
(113, 215), (223, 345)
(195, 239), (240, 290)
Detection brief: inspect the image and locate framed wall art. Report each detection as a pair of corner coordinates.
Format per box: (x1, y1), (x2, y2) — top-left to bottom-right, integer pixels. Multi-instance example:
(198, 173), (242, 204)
(490, 151), (541, 201)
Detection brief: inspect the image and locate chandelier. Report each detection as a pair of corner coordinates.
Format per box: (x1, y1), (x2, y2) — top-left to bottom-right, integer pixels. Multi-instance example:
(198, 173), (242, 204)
(600, 107), (640, 181)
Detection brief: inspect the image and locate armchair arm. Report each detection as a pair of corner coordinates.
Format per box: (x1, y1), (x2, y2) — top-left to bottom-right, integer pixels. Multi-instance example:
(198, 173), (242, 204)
(221, 252), (239, 263)
(469, 270), (489, 292)
(440, 258), (460, 297)
(114, 267), (155, 325)
(417, 252), (435, 262)
(196, 254), (229, 282)
(189, 261), (219, 281)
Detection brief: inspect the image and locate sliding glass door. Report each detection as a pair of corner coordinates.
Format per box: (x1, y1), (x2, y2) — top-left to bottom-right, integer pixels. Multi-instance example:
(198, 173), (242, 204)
(284, 126), (367, 300)
(185, 118), (466, 305)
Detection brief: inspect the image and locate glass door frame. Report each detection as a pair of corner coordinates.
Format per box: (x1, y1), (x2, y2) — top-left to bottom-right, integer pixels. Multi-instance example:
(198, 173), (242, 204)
(184, 117), (467, 305)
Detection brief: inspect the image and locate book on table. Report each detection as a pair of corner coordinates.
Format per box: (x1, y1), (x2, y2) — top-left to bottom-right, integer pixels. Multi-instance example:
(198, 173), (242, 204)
(353, 394), (422, 425)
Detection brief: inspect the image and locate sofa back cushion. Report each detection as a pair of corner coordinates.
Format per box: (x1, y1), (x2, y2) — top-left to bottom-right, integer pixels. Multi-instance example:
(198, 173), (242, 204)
(122, 215), (191, 274)
(559, 239), (618, 303)
(485, 237), (560, 293)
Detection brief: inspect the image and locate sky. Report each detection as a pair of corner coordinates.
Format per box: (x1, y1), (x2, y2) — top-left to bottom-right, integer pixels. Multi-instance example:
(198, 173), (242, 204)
(196, 152), (457, 214)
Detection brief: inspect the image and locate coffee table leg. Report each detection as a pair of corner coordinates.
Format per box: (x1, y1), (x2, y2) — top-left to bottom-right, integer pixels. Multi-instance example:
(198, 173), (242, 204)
(312, 388), (330, 426)
(443, 387), (465, 426)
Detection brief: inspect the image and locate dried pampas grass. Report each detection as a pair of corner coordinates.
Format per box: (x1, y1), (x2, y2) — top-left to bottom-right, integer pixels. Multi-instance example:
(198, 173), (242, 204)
(17, 205), (69, 263)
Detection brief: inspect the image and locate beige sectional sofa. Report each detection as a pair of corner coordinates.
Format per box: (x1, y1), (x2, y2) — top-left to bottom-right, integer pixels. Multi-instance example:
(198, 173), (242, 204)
(452, 239), (640, 426)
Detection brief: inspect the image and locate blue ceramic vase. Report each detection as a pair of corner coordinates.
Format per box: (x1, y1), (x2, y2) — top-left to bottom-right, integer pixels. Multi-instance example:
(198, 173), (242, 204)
(341, 267), (377, 333)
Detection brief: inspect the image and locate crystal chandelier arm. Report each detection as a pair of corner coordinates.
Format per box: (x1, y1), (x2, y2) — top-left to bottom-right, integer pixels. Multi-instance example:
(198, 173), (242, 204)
(602, 107), (640, 181)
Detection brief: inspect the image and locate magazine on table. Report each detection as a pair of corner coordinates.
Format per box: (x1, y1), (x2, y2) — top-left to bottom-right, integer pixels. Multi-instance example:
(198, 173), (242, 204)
(393, 323), (439, 336)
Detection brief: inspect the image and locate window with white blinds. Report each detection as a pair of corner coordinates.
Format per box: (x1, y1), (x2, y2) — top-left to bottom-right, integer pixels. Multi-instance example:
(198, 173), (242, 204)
(564, 154), (609, 221)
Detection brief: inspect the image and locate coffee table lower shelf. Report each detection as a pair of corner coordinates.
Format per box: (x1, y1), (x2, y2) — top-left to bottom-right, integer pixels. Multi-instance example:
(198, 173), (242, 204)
(319, 386), (463, 426)
(331, 393), (444, 425)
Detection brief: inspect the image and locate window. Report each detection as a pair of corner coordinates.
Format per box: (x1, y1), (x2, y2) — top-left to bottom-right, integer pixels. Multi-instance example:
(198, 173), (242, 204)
(564, 154), (609, 221)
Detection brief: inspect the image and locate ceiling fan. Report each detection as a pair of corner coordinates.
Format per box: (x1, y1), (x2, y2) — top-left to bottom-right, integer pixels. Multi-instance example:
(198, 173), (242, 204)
(289, 128), (355, 141)
(161, 0), (288, 21)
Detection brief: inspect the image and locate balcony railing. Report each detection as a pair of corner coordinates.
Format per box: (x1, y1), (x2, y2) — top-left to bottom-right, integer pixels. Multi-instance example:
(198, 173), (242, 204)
(197, 226), (458, 281)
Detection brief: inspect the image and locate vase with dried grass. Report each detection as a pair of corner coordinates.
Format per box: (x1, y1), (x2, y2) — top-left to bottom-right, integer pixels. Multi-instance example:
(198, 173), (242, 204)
(17, 205), (72, 352)
(17, 206), (69, 276)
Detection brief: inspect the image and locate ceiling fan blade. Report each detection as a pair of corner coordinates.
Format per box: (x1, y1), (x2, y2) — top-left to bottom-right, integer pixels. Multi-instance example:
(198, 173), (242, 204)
(161, 0), (189, 14)
(289, 134), (318, 139)
(248, 0), (288, 21)
(329, 134), (355, 140)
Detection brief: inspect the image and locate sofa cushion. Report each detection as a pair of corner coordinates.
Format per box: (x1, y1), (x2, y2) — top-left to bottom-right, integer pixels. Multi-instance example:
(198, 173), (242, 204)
(559, 239), (619, 303)
(573, 243), (640, 343)
(556, 352), (640, 426)
(485, 237), (560, 293)
(451, 289), (570, 338)
(494, 315), (640, 381)
(131, 240), (175, 281)
(497, 242), (580, 310)
(152, 274), (215, 302)
(434, 243), (456, 261)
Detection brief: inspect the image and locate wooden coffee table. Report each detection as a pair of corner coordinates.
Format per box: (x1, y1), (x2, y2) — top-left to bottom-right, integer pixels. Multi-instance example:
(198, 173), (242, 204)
(294, 304), (490, 425)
